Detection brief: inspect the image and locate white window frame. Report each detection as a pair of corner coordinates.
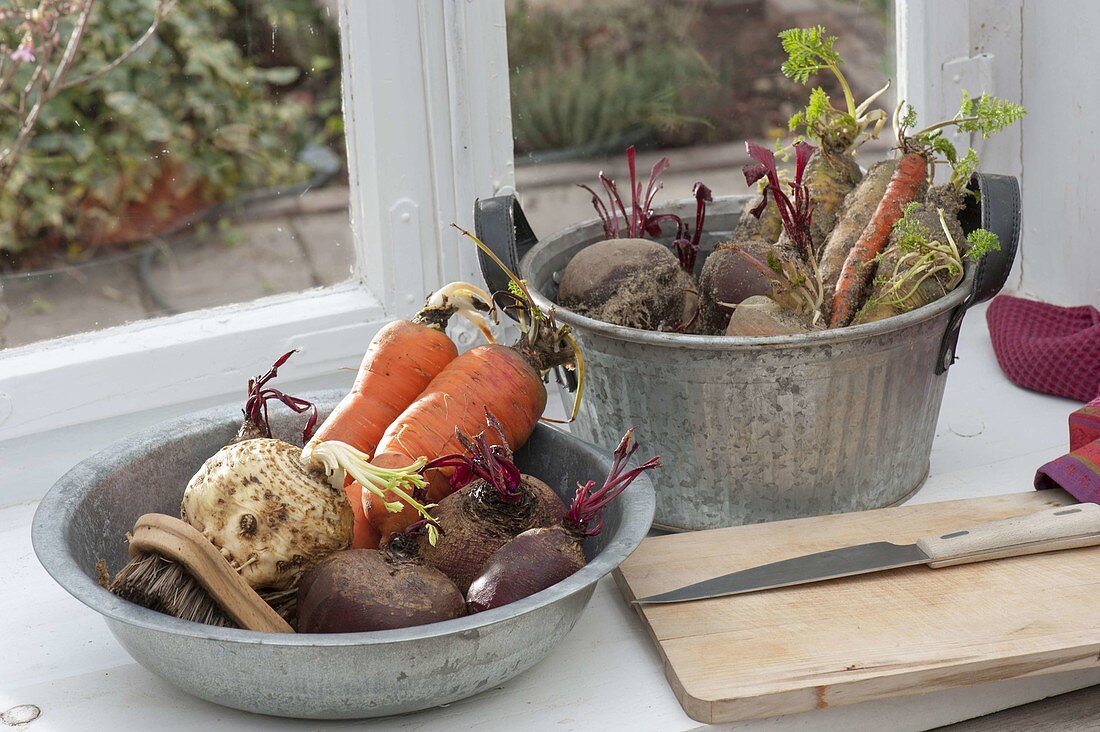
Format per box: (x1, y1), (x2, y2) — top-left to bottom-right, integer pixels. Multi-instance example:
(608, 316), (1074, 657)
(0, 0), (514, 493)
(896, 0), (1024, 291)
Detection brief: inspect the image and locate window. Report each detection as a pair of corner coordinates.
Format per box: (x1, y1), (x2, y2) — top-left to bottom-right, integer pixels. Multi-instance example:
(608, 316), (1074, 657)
(1, 0), (355, 349)
(0, 1), (513, 503)
(505, 0), (896, 238)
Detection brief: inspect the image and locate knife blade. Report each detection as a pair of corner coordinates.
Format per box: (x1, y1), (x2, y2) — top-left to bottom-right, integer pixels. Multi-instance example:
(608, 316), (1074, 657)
(634, 502), (1100, 605)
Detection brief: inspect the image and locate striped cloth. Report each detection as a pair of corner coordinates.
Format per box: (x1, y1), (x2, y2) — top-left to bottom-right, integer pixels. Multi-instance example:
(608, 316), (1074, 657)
(1035, 397), (1100, 501)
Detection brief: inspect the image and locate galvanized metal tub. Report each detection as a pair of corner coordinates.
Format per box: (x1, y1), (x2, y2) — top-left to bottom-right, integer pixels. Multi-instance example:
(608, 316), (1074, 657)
(31, 391), (655, 719)
(476, 175), (1018, 532)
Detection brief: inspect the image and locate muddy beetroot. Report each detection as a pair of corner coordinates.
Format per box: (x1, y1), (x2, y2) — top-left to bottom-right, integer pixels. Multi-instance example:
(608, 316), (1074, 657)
(558, 146), (703, 332)
(467, 430), (660, 613)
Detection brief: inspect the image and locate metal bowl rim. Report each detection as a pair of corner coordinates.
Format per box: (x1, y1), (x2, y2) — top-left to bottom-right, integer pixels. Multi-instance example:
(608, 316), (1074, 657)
(31, 391), (655, 647)
(521, 193), (972, 350)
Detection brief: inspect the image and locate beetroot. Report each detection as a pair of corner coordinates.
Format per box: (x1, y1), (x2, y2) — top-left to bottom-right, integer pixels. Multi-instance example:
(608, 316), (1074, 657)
(696, 243), (776, 334)
(725, 295), (809, 336)
(416, 412), (567, 593)
(297, 529), (465, 633)
(467, 430), (660, 613)
(558, 239), (697, 331)
(557, 147), (708, 332)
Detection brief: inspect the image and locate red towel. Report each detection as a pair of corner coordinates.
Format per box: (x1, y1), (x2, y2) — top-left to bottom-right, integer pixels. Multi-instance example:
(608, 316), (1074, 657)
(986, 295), (1100, 402)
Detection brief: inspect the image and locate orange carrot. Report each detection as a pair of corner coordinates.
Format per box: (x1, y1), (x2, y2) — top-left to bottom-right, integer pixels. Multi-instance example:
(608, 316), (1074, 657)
(828, 151), (928, 328)
(307, 281), (495, 549)
(362, 343), (550, 539)
(315, 319), (457, 454)
(312, 226), (583, 548)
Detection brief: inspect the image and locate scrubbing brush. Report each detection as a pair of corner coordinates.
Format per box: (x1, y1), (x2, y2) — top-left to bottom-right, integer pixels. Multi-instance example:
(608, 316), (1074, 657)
(109, 513), (293, 633)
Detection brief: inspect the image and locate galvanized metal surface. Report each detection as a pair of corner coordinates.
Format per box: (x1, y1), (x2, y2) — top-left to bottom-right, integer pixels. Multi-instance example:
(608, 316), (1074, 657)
(31, 391), (655, 719)
(523, 196), (972, 531)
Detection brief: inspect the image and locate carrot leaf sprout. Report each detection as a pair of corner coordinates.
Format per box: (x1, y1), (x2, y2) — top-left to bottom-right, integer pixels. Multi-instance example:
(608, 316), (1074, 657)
(781, 26), (889, 153)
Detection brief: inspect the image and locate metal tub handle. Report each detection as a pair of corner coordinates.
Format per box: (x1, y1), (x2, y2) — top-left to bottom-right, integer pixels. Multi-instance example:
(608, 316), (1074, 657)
(937, 172), (1021, 374)
(474, 195), (539, 317)
(474, 195), (579, 393)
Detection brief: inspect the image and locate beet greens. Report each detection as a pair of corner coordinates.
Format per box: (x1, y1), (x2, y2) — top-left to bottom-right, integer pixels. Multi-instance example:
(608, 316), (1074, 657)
(670, 182), (713, 273)
(417, 410), (567, 593)
(743, 140), (816, 260)
(238, 350), (318, 443)
(579, 145), (673, 240)
(424, 410), (524, 503)
(564, 429), (662, 536)
(740, 140), (829, 326)
(466, 429), (660, 612)
(579, 146), (712, 274)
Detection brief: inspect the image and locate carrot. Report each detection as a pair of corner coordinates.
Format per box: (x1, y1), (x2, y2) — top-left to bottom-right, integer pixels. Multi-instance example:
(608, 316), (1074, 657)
(828, 151), (928, 328)
(363, 343), (550, 539)
(818, 159), (898, 321)
(305, 281), (495, 549)
(356, 226), (584, 543)
(314, 320), (457, 453)
(306, 227), (583, 548)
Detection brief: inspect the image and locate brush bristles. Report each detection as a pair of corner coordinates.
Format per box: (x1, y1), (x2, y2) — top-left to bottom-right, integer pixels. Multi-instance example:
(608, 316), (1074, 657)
(260, 586), (298, 625)
(109, 552), (236, 628)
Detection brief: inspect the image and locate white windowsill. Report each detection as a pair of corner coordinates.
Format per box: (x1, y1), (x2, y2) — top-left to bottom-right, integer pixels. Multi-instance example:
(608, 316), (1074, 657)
(2, 299), (1092, 730)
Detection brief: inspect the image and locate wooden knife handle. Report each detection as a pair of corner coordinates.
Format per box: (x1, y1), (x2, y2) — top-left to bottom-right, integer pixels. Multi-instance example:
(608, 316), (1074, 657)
(916, 503), (1100, 568)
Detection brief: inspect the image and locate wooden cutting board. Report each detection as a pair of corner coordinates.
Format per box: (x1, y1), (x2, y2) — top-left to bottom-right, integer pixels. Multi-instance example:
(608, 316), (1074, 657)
(613, 490), (1100, 724)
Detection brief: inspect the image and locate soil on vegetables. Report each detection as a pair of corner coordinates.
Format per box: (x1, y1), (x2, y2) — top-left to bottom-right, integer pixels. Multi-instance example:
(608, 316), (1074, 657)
(818, 158), (899, 316)
(557, 238), (696, 331)
(805, 151), (864, 252)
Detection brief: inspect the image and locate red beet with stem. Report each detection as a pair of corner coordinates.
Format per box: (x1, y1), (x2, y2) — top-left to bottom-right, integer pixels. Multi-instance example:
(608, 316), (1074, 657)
(558, 146), (707, 332)
(414, 411), (568, 593)
(466, 430), (660, 613)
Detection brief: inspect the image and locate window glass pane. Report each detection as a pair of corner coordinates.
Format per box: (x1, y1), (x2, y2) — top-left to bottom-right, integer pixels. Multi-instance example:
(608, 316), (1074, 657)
(0, 0), (352, 349)
(506, 0), (895, 237)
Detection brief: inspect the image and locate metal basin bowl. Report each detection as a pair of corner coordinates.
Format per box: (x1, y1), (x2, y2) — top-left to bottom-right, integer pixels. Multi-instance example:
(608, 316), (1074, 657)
(31, 391), (655, 719)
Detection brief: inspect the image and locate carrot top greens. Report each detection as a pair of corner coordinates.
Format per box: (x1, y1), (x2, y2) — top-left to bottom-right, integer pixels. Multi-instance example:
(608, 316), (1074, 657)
(896, 91), (1026, 186)
(868, 202), (1001, 312)
(780, 26), (889, 154)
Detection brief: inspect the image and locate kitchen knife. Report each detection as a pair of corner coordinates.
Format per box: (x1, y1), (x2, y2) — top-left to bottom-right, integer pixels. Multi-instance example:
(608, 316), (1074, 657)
(634, 503), (1100, 605)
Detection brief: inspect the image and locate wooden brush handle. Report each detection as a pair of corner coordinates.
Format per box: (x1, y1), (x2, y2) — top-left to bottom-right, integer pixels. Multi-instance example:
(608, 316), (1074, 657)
(129, 514), (294, 633)
(916, 503), (1100, 568)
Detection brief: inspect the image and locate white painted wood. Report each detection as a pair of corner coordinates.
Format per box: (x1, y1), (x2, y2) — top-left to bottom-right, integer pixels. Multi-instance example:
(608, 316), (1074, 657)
(896, 0), (969, 153)
(966, 1), (1024, 183)
(338, 0), (514, 347)
(1018, 0), (1100, 305)
(0, 284), (382, 443)
(966, 0), (1024, 291)
(896, 0), (1023, 183)
(899, 0), (1100, 304)
(5, 303), (1096, 730)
